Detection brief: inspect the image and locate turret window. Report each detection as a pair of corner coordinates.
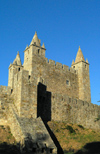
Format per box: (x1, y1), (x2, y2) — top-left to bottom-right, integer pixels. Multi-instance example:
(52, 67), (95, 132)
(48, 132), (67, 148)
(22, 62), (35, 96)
(18, 68), (20, 71)
(11, 89), (13, 94)
(28, 75), (31, 80)
(38, 49), (40, 54)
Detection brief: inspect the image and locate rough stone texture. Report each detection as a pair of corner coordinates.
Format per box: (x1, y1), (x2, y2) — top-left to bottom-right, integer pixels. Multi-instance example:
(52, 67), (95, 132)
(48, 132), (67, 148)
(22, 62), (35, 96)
(0, 32), (100, 153)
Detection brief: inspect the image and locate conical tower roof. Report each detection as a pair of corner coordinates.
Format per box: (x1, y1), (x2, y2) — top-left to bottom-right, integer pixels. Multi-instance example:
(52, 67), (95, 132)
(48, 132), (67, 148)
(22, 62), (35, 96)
(13, 51), (22, 66)
(42, 43), (45, 48)
(72, 59), (75, 65)
(86, 58), (89, 63)
(30, 32), (40, 46)
(75, 46), (85, 63)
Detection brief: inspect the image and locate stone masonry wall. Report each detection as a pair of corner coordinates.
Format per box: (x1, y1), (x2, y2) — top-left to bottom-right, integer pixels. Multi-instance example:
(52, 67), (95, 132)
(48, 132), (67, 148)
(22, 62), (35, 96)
(20, 70), (37, 118)
(51, 92), (100, 130)
(29, 54), (79, 100)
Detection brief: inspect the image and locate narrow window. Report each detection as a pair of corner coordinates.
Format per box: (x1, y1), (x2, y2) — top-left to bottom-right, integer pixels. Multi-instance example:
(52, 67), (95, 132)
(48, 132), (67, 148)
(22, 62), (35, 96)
(18, 68), (20, 71)
(38, 49), (40, 54)
(66, 80), (69, 85)
(11, 89), (13, 94)
(34, 42), (36, 45)
(73, 66), (75, 68)
(28, 75), (31, 80)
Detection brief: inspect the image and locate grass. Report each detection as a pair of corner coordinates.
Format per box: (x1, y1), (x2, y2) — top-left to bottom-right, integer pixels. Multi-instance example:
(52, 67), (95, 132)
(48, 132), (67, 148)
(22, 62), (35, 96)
(48, 121), (100, 153)
(0, 123), (100, 153)
(0, 125), (16, 144)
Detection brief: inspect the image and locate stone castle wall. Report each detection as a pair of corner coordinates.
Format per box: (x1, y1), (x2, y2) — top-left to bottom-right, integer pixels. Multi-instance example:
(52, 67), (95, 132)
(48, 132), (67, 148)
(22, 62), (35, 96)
(25, 53), (79, 100)
(51, 92), (100, 130)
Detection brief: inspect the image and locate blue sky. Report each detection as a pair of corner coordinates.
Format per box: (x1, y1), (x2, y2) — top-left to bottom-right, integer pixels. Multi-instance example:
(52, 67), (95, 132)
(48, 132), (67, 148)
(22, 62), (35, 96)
(0, 0), (100, 104)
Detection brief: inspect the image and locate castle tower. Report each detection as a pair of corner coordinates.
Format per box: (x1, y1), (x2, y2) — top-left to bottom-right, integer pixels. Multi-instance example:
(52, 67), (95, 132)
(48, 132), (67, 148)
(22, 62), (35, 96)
(23, 32), (46, 74)
(8, 52), (22, 89)
(71, 47), (91, 103)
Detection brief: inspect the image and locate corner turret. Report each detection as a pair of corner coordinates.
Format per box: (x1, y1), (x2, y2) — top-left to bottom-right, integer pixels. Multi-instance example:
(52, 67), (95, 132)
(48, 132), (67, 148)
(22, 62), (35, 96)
(8, 52), (23, 89)
(75, 46), (85, 63)
(13, 51), (22, 66)
(23, 32), (46, 74)
(30, 32), (40, 46)
(72, 47), (91, 103)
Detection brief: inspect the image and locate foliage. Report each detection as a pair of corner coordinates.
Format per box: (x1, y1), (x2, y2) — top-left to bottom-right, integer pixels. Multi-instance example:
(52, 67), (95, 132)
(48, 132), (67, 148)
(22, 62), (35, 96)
(78, 125), (84, 129)
(66, 125), (76, 134)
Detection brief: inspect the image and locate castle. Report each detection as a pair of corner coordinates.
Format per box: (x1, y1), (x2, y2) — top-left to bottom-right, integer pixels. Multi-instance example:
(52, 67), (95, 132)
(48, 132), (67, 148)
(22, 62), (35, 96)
(0, 32), (100, 153)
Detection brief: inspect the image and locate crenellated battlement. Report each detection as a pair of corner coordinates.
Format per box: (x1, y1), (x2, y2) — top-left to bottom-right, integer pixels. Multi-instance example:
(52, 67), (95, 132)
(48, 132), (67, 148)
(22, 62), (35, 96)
(51, 92), (100, 111)
(51, 92), (100, 129)
(45, 58), (77, 74)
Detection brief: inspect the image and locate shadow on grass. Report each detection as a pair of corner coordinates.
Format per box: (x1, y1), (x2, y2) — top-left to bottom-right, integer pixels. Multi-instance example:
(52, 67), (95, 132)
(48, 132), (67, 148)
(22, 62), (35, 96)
(43, 121), (64, 154)
(0, 142), (21, 154)
(75, 142), (100, 154)
(0, 141), (55, 154)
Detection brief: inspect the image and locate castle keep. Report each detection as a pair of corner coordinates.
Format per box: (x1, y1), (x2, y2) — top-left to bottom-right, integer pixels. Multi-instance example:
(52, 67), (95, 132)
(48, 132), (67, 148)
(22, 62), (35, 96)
(0, 32), (100, 153)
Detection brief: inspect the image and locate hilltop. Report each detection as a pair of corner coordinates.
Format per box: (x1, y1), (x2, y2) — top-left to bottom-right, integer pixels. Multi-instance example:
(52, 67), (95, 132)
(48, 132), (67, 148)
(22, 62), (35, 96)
(0, 123), (100, 154)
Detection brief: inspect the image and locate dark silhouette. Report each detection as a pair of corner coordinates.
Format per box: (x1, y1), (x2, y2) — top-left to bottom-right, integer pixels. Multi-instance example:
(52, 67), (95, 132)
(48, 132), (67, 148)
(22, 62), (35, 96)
(75, 142), (100, 154)
(43, 121), (64, 154)
(37, 82), (64, 154)
(37, 82), (51, 122)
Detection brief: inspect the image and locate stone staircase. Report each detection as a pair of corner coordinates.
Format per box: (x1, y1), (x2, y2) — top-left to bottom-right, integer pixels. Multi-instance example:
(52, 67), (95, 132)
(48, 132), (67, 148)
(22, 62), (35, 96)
(7, 104), (57, 154)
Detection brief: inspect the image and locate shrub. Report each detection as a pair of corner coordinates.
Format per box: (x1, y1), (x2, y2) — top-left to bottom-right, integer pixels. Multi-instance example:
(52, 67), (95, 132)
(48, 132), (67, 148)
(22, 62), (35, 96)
(66, 125), (76, 134)
(78, 125), (84, 129)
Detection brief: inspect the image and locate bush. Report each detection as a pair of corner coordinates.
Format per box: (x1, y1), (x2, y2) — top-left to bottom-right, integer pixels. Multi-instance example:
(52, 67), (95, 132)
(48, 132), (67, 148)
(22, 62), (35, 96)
(78, 125), (84, 129)
(66, 125), (76, 134)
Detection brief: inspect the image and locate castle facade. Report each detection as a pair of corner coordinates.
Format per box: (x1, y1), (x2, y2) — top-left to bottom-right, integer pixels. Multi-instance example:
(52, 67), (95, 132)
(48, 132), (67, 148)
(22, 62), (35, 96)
(0, 32), (100, 153)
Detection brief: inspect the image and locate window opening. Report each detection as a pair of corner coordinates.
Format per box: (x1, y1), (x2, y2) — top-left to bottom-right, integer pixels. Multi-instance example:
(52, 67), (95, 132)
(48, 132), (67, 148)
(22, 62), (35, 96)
(28, 75), (31, 80)
(18, 68), (20, 71)
(38, 49), (40, 54)
(66, 80), (69, 85)
(11, 89), (13, 94)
